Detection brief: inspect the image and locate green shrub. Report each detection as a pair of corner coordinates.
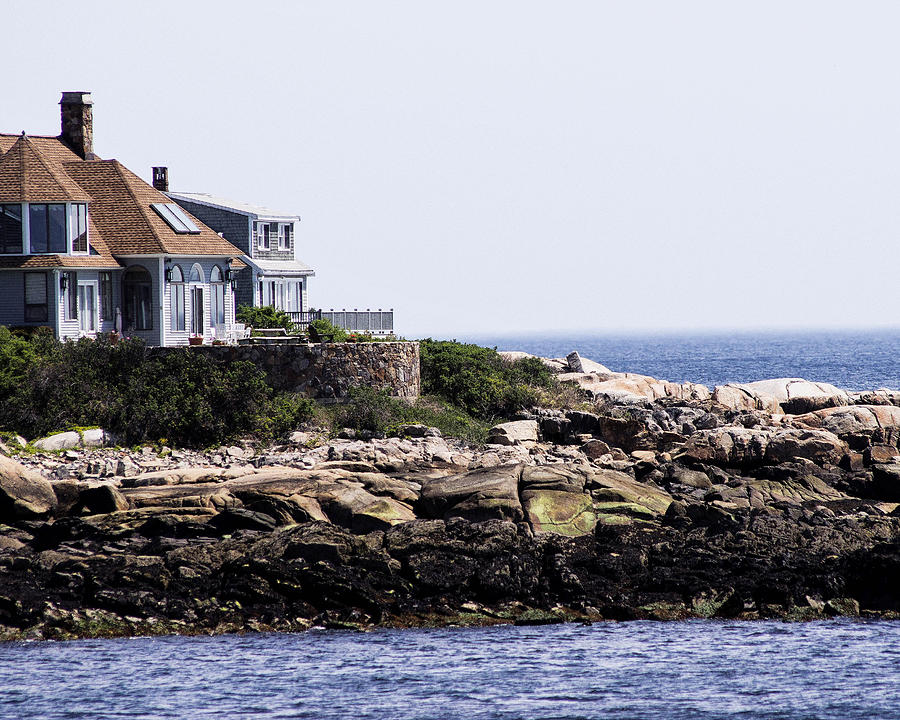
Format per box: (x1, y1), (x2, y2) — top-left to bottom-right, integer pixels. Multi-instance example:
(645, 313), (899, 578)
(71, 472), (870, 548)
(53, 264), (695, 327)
(334, 386), (399, 434)
(329, 386), (491, 444)
(308, 317), (348, 343)
(418, 339), (556, 419)
(0, 326), (40, 400)
(0, 335), (307, 447)
(402, 396), (491, 444)
(262, 393), (316, 438)
(236, 305), (296, 333)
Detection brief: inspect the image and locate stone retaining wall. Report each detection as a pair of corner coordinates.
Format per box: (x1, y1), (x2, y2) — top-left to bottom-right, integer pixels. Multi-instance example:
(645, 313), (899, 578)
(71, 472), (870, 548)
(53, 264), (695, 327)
(151, 342), (419, 401)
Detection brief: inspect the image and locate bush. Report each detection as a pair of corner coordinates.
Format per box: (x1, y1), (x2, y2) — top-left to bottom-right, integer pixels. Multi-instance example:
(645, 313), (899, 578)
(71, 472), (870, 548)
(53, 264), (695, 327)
(308, 317), (348, 343)
(0, 326), (40, 400)
(334, 386), (399, 434)
(331, 386), (491, 444)
(236, 305), (296, 333)
(262, 393), (316, 438)
(418, 339), (556, 419)
(0, 335), (311, 447)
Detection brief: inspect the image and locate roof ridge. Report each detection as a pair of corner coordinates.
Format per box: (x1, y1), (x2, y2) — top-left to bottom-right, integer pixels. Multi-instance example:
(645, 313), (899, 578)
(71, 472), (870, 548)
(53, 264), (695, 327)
(0, 133), (62, 140)
(108, 160), (166, 254)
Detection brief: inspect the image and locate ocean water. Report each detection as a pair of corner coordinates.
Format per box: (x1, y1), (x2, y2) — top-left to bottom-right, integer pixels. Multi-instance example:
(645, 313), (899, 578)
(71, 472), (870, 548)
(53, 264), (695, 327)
(461, 328), (900, 391)
(1, 620), (899, 720)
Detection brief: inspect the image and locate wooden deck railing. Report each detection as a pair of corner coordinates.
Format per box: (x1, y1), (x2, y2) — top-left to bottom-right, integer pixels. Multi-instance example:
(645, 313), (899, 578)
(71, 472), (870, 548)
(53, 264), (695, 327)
(285, 309), (394, 335)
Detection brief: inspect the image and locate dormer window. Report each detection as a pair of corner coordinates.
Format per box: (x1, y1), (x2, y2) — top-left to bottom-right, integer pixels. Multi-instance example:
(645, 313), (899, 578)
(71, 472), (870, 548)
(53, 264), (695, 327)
(0, 202), (90, 255)
(29, 203), (67, 253)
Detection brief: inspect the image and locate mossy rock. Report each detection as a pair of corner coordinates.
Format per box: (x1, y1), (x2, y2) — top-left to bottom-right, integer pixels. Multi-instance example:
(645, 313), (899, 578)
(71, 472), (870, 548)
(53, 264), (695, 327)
(521, 489), (597, 536)
(639, 601), (689, 620)
(592, 501), (657, 519)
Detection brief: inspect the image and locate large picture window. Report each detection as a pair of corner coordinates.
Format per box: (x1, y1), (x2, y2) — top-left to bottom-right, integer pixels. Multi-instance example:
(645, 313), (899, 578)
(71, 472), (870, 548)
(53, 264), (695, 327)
(123, 266), (152, 330)
(29, 204), (67, 253)
(0, 205), (22, 254)
(24, 272), (48, 322)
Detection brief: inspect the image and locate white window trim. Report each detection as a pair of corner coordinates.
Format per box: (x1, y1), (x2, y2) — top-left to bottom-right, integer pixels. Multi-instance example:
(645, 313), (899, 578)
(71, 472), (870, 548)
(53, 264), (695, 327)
(14, 202), (91, 256)
(256, 221), (271, 251)
(64, 271), (78, 322)
(69, 203), (90, 256)
(77, 280), (99, 334)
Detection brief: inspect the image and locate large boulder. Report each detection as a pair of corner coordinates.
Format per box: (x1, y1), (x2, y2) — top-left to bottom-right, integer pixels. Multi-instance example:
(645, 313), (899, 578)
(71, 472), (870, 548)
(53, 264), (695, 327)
(714, 378), (849, 415)
(679, 426), (845, 467)
(559, 372), (710, 405)
(0, 455), (58, 520)
(498, 351), (612, 375)
(419, 464), (524, 523)
(793, 405), (900, 447)
(713, 385), (781, 414)
(487, 420), (539, 446)
(764, 428), (847, 466)
(679, 427), (772, 466)
(31, 428), (112, 451)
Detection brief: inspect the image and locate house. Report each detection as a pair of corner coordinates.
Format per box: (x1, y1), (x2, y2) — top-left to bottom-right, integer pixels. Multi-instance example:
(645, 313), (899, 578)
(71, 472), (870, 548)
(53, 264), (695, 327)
(0, 92), (245, 346)
(164, 186), (314, 326)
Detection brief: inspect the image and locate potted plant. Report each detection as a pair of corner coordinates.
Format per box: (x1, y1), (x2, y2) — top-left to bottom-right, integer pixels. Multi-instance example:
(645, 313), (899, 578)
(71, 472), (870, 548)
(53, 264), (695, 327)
(188, 335), (204, 346)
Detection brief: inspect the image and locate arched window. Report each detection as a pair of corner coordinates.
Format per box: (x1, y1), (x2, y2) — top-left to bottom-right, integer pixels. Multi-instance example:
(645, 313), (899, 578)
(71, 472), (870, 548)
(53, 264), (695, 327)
(210, 265), (225, 331)
(189, 263), (204, 283)
(123, 266), (152, 330)
(169, 264), (185, 331)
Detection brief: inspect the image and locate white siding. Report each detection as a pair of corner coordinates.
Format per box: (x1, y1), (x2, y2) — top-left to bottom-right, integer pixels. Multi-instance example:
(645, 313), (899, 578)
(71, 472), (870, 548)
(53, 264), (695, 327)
(162, 257), (236, 346)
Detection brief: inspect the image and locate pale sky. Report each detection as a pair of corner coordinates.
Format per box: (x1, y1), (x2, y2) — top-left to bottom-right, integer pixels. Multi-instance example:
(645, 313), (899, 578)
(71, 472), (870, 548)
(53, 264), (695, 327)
(4, 1), (900, 337)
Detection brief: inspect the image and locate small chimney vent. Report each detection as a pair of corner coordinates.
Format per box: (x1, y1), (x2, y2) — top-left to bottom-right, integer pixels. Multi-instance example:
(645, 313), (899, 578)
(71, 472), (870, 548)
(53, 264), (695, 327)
(152, 166), (169, 192)
(59, 91), (94, 159)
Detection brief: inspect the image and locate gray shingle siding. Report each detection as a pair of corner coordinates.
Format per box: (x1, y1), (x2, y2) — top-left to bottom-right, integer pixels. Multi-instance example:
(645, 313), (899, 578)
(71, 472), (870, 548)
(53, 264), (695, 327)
(234, 267), (255, 309)
(171, 200), (251, 255)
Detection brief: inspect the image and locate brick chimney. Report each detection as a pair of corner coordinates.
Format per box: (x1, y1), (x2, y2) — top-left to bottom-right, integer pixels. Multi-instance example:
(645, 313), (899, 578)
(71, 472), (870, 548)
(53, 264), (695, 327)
(152, 166), (169, 192)
(59, 91), (94, 159)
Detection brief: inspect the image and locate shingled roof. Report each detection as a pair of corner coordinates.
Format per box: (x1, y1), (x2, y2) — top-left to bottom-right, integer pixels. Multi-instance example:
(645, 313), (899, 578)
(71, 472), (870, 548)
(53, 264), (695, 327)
(0, 133), (243, 263)
(0, 135), (91, 203)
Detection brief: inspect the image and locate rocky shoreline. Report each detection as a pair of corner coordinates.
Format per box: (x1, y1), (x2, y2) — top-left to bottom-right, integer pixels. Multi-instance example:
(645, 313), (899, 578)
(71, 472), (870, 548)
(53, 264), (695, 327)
(2, 352), (900, 640)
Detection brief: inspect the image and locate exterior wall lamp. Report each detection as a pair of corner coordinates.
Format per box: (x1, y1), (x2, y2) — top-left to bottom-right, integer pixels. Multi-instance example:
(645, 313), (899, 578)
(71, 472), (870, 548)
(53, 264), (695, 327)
(59, 273), (68, 291)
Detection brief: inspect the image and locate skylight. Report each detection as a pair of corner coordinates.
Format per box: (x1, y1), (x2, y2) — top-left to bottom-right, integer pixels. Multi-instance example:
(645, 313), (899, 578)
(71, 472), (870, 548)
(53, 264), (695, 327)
(151, 203), (200, 234)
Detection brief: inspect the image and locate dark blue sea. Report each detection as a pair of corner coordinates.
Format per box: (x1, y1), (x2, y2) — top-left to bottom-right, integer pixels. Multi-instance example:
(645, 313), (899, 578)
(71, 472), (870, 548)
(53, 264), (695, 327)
(2, 621), (899, 719)
(462, 328), (900, 391)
